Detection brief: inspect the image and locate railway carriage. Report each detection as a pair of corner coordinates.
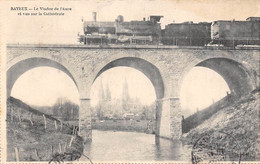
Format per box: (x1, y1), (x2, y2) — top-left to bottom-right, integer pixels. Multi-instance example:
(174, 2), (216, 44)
(78, 13), (260, 47)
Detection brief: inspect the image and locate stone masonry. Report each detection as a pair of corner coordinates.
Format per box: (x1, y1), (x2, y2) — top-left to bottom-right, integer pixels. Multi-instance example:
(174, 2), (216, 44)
(6, 44), (260, 141)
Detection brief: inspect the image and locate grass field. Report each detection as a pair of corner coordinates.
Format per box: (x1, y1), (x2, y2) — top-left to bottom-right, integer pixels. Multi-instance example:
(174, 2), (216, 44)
(6, 97), (81, 162)
(7, 122), (74, 161)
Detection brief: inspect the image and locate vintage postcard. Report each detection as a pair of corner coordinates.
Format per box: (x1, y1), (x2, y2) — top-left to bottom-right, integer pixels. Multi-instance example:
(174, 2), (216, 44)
(0, 0), (259, 163)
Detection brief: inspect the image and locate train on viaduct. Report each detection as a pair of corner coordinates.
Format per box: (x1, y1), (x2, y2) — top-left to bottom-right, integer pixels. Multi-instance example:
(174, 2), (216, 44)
(78, 13), (260, 47)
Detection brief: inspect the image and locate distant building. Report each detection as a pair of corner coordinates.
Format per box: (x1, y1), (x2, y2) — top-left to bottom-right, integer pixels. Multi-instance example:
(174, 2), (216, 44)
(123, 113), (134, 120)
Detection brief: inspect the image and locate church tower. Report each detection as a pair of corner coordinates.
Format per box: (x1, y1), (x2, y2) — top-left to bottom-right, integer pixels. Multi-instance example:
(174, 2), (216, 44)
(105, 83), (111, 101)
(98, 78), (105, 102)
(122, 78), (130, 101)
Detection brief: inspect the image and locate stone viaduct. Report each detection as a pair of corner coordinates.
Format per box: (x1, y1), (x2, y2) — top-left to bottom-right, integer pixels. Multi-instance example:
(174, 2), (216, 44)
(6, 44), (260, 142)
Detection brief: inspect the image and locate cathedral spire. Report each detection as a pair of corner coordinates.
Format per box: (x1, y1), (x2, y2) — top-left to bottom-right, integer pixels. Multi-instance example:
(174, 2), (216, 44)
(98, 78), (105, 102)
(122, 77), (130, 101)
(105, 82), (111, 101)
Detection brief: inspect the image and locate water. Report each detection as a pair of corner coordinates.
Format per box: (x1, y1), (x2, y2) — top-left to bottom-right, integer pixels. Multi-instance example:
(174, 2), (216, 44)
(81, 130), (192, 162)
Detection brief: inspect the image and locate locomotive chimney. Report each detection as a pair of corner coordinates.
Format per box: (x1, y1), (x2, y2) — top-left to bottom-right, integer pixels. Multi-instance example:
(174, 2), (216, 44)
(93, 12), (97, 22)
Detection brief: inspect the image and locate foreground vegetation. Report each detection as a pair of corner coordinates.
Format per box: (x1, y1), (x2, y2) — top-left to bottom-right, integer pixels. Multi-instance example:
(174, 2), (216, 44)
(183, 90), (260, 161)
(7, 97), (83, 162)
(182, 94), (233, 133)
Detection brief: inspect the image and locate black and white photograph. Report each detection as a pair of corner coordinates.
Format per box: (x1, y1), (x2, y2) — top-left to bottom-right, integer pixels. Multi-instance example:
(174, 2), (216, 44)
(0, 0), (259, 163)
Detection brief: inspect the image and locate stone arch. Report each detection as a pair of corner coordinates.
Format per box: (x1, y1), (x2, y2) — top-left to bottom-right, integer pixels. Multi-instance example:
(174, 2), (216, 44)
(92, 57), (165, 99)
(86, 57), (170, 139)
(180, 57), (255, 99)
(7, 57), (80, 98)
(197, 58), (254, 97)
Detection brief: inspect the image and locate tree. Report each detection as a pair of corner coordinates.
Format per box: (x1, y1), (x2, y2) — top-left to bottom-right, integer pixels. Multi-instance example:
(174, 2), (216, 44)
(52, 97), (79, 121)
(96, 104), (103, 119)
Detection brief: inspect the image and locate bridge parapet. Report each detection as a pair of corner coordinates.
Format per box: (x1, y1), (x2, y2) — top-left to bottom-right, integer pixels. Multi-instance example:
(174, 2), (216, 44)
(7, 43), (260, 50)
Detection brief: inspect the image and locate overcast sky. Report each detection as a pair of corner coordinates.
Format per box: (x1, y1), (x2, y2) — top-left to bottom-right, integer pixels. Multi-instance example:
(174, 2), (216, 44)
(5, 0), (254, 116)
(11, 66), (230, 117)
(2, 0), (260, 44)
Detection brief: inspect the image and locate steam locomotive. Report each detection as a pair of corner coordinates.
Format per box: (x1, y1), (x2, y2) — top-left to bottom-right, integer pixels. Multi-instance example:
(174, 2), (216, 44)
(78, 13), (260, 47)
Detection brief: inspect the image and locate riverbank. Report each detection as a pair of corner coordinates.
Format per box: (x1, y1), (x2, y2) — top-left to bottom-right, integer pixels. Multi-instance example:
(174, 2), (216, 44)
(183, 91), (260, 161)
(92, 119), (155, 134)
